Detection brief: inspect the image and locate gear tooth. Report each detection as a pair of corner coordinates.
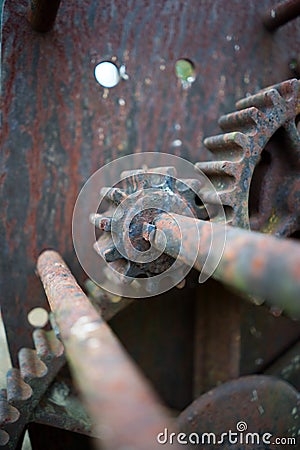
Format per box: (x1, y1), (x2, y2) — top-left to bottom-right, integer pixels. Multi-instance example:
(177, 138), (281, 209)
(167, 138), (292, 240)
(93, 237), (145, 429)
(93, 235), (123, 262)
(196, 161), (237, 193)
(121, 170), (151, 192)
(124, 263), (142, 278)
(200, 189), (221, 205)
(121, 169), (145, 179)
(175, 178), (203, 193)
(145, 278), (159, 293)
(18, 348), (48, 383)
(6, 368), (32, 403)
(201, 188), (237, 207)
(0, 429), (9, 446)
(218, 107), (265, 133)
(204, 132), (248, 161)
(104, 262), (133, 286)
(33, 329), (64, 364)
(175, 278), (186, 289)
(218, 190), (240, 208)
(103, 247), (122, 263)
(0, 391), (20, 425)
(95, 243), (122, 263)
(235, 87), (284, 111)
(89, 213), (112, 231)
(109, 259), (130, 274)
(100, 187), (127, 205)
(195, 161), (236, 177)
(149, 166), (177, 177)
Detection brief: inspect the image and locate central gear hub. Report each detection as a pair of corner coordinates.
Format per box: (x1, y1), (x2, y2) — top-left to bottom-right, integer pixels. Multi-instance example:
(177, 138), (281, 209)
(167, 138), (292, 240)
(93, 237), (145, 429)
(90, 166), (207, 291)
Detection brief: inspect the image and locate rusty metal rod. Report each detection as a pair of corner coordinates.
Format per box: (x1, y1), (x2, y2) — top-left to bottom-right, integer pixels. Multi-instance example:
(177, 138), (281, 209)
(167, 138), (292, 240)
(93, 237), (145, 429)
(37, 250), (179, 450)
(148, 213), (300, 319)
(263, 0), (300, 31)
(28, 0), (61, 32)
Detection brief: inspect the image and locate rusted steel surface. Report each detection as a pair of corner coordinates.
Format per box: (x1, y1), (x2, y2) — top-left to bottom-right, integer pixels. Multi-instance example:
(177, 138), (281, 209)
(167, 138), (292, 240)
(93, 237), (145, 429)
(193, 281), (241, 397)
(149, 212), (300, 318)
(0, 329), (65, 449)
(33, 376), (94, 438)
(197, 78), (300, 233)
(91, 167), (205, 290)
(263, 0), (300, 31)
(108, 287), (195, 410)
(84, 279), (134, 322)
(28, 0), (62, 32)
(265, 340), (300, 390)
(1, 0), (300, 367)
(1, 4), (300, 440)
(240, 302), (300, 375)
(177, 375), (300, 449)
(37, 250), (179, 450)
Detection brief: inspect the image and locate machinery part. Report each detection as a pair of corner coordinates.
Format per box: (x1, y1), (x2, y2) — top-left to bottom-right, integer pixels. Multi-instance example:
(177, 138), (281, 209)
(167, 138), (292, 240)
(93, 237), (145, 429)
(32, 376), (94, 439)
(90, 161), (300, 317)
(177, 375), (300, 449)
(146, 212), (300, 319)
(0, 329), (65, 448)
(0, 277), (138, 449)
(263, 0), (300, 31)
(28, 0), (62, 32)
(37, 250), (180, 450)
(84, 279), (134, 322)
(2, 2), (300, 415)
(197, 78), (300, 235)
(264, 340), (300, 391)
(89, 164), (214, 294)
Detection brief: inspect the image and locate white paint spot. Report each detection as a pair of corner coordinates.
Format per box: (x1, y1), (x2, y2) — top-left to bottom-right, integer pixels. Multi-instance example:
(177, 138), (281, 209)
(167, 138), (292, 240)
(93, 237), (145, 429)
(28, 307), (48, 328)
(226, 35), (232, 41)
(244, 73), (250, 84)
(118, 98), (126, 106)
(234, 44), (240, 52)
(94, 62), (120, 88)
(119, 64), (129, 80)
(172, 139), (182, 147)
(271, 9), (276, 18)
(255, 357), (264, 366)
(251, 389), (258, 402)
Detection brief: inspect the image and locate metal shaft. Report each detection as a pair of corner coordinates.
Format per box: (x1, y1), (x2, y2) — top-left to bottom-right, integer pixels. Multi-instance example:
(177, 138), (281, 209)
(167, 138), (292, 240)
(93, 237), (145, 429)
(149, 213), (300, 319)
(263, 0), (300, 31)
(28, 0), (61, 32)
(37, 250), (179, 450)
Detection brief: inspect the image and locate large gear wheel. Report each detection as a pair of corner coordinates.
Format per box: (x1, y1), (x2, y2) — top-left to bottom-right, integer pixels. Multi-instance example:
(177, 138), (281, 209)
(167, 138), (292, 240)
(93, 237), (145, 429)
(196, 78), (300, 236)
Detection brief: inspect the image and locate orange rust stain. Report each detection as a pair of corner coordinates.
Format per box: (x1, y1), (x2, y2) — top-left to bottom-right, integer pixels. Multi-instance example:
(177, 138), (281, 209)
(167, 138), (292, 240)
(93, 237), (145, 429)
(251, 256), (265, 274)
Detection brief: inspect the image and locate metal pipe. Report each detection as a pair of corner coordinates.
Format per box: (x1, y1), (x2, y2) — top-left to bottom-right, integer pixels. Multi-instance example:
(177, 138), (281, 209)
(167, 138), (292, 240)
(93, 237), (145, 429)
(148, 213), (300, 319)
(263, 0), (300, 31)
(28, 0), (61, 32)
(37, 250), (179, 450)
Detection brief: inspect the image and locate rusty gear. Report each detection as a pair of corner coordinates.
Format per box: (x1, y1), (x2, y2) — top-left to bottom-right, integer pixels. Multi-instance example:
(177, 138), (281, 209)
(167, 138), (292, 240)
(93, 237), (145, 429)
(90, 166), (208, 291)
(0, 329), (65, 448)
(196, 78), (300, 236)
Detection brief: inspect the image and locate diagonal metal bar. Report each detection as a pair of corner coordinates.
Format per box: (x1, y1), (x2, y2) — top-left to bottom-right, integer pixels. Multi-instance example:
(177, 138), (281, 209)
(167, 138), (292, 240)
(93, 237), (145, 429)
(147, 213), (300, 319)
(37, 250), (178, 450)
(263, 0), (300, 31)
